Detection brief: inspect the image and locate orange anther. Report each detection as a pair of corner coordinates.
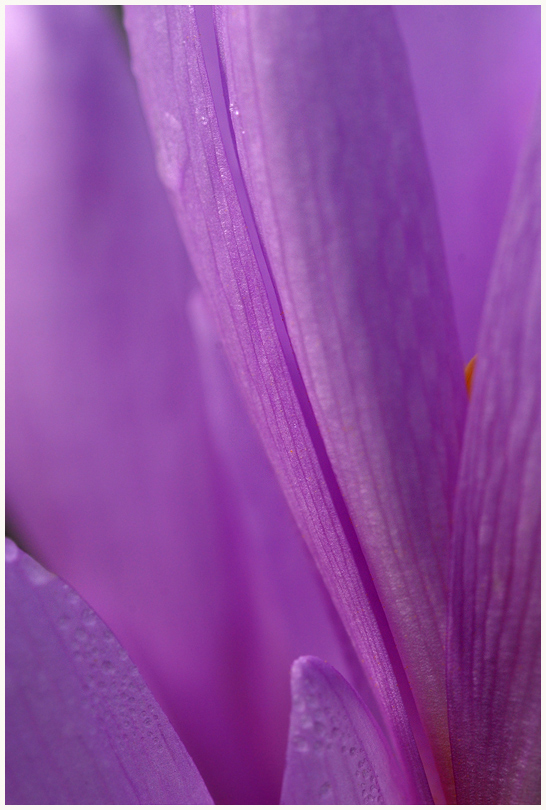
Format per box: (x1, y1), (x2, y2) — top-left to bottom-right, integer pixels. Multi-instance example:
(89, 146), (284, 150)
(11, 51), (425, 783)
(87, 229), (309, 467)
(465, 355), (477, 397)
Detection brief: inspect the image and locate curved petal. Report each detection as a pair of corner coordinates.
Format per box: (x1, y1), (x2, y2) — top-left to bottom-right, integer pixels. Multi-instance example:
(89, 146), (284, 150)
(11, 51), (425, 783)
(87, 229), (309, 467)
(6, 538), (213, 804)
(6, 7), (352, 803)
(218, 6), (466, 798)
(396, 6), (541, 359)
(125, 6), (431, 802)
(282, 657), (415, 805)
(447, 110), (540, 804)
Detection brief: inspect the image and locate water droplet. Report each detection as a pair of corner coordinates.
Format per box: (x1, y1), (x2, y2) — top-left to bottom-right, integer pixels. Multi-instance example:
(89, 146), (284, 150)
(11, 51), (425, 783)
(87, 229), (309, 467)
(293, 734), (309, 753)
(349, 746), (356, 756)
(229, 102), (240, 117)
(81, 609), (96, 627)
(200, 115), (208, 126)
(292, 695), (305, 713)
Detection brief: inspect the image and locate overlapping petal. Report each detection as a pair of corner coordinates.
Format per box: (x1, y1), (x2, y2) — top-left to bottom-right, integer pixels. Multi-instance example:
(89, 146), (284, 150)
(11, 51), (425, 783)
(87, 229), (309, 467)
(447, 110), (540, 804)
(6, 6), (352, 802)
(396, 6), (541, 358)
(282, 657), (412, 805)
(125, 6), (432, 801)
(6, 538), (213, 805)
(217, 6), (467, 798)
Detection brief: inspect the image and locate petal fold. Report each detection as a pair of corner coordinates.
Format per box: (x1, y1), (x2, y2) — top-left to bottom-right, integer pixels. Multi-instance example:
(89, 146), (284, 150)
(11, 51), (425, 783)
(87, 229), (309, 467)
(6, 539), (213, 804)
(125, 6), (431, 801)
(282, 657), (413, 805)
(447, 109), (540, 804)
(218, 6), (466, 797)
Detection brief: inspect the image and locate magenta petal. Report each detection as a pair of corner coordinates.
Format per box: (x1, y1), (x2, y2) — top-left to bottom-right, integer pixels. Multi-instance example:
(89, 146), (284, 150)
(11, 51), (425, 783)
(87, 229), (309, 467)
(447, 111), (540, 804)
(218, 6), (467, 797)
(6, 539), (213, 805)
(396, 6), (540, 359)
(282, 657), (414, 805)
(125, 7), (431, 801)
(6, 7), (353, 803)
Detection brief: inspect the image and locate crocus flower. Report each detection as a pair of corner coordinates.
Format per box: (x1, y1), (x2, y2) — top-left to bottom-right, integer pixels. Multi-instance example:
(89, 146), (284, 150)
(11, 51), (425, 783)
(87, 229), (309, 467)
(6, 5), (540, 805)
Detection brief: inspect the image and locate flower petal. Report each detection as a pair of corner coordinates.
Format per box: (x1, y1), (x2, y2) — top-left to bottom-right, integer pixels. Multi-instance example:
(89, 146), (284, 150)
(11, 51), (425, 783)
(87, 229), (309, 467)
(447, 109), (540, 804)
(125, 6), (431, 802)
(6, 7), (352, 803)
(6, 538), (213, 804)
(396, 6), (541, 359)
(218, 6), (466, 797)
(282, 657), (412, 805)
(187, 290), (366, 695)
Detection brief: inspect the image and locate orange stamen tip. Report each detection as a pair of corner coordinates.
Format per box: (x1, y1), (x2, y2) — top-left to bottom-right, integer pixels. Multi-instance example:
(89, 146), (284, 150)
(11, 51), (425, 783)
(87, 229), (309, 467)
(465, 355), (477, 397)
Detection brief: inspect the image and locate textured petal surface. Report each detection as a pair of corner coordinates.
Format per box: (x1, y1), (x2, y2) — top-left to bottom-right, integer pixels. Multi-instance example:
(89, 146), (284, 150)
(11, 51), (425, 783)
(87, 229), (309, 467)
(447, 111), (540, 804)
(219, 6), (466, 798)
(281, 657), (412, 805)
(396, 6), (541, 359)
(6, 7), (352, 803)
(6, 538), (213, 805)
(125, 6), (431, 802)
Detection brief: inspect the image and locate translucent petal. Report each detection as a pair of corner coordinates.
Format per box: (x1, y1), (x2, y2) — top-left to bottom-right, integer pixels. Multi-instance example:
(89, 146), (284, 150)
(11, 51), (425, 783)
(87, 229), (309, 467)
(447, 110), (540, 804)
(6, 7), (352, 802)
(396, 6), (540, 359)
(6, 539), (213, 805)
(125, 6), (431, 801)
(218, 6), (466, 797)
(282, 657), (414, 805)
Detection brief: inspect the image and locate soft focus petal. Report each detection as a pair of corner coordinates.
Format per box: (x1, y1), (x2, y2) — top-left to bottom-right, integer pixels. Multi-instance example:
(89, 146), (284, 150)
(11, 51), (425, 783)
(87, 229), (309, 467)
(219, 6), (466, 798)
(125, 7), (431, 801)
(6, 7), (351, 803)
(6, 538), (213, 805)
(282, 657), (413, 805)
(447, 110), (540, 803)
(187, 290), (367, 697)
(396, 6), (540, 359)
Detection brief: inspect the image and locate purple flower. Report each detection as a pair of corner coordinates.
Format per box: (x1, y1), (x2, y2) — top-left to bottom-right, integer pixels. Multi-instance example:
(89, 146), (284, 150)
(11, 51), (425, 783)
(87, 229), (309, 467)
(6, 5), (540, 805)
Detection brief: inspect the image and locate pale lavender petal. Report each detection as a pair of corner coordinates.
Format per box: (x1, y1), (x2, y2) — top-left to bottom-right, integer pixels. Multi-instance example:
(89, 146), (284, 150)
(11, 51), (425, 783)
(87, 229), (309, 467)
(447, 110), (540, 804)
(282, 657), (412, 805)
(6, 7), (352, 803)
(219, 6), (466, 797)
(396, 6), (540, 359)
(125, 6), (431, 802)
(6, 538), (213, 805)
